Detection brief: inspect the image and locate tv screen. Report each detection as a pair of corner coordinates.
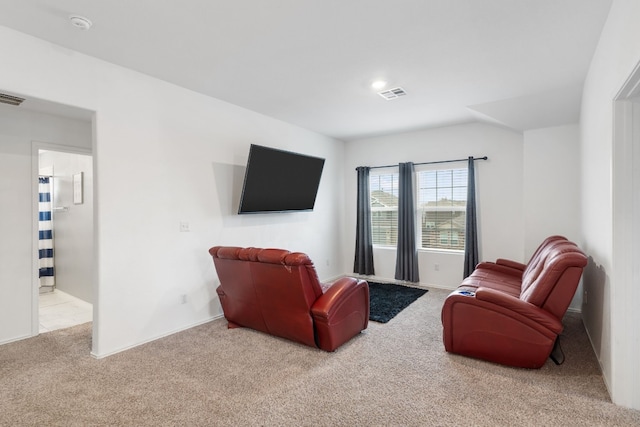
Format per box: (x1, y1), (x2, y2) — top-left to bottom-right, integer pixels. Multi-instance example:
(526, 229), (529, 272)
(238, 144), (325, 214)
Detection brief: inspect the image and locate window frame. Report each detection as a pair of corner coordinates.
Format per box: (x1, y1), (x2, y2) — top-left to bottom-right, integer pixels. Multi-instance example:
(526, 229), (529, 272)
(368, 165), (468, 252)
(369, 168), (399, 248)
(416, 165), (468, 252)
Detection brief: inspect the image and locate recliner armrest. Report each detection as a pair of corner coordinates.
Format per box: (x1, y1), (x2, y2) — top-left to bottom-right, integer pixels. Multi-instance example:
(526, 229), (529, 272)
(311, 277), (369, 351)
(475, 287), (562, 334)
(311, 277), (368, 320)
(495, 258), (527, 271)
(475, 262), (523, 277)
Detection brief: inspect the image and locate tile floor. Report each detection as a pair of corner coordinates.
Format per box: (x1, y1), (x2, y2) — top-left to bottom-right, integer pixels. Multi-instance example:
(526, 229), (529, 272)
(39, 289), (93, 333)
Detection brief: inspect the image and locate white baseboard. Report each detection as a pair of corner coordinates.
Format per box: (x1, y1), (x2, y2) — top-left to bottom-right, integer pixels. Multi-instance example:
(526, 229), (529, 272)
(343, 272), (583, 313)
(321, 274), (347, 283)
(0, 332), (34, 347)
(90, 314), (225, 359)
(348, 273), (454, 291)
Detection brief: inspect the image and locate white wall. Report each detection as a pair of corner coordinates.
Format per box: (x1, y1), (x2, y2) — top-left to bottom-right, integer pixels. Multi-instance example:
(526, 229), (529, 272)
(523, 124), (582, 310)
(580, 0), (640, 410)
(343, 122), (524, 288)
(0, 26), (345, 357)
(0, 104), (91, 344)
(523, 124), (581, 254)
(39, 150), (94, 303)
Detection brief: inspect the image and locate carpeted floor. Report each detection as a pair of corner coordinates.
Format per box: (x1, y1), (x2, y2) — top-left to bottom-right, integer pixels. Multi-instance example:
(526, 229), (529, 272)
(368, 281), (428, 323)
(1, 287), (640, 426)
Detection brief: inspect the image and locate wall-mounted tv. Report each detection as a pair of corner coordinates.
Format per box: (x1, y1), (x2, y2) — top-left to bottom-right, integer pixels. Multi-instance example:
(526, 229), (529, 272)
(238, 144), (325, 214)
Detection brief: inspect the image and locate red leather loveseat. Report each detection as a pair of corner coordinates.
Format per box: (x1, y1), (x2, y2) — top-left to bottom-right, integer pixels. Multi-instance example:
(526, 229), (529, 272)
(209, 246), (369, 351)
(441, 236), (587, 368)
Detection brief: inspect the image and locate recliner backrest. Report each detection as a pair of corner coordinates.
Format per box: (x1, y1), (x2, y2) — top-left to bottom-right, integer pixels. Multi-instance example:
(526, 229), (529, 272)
(521, 238), (567, 292)
(249, 248), (324, 309)
(525, 235), (567, 267)
(520, 241), (587, 318)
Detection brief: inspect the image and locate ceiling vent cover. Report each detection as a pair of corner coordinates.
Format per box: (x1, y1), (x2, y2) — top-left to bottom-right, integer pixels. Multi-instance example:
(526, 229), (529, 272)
(378, 87), (407, 100)
(0, 93), (25, 106)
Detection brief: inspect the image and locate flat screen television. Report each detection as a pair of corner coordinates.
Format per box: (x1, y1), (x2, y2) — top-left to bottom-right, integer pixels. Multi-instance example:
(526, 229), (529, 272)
(238, 144), (325, 214)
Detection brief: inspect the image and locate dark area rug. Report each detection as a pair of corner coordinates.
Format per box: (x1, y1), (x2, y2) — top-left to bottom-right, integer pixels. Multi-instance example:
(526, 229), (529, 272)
(368, 281), (428, 323)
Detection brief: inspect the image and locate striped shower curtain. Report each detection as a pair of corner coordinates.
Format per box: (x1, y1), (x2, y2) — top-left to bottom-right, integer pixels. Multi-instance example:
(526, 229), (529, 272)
(38, 176), (55, 288)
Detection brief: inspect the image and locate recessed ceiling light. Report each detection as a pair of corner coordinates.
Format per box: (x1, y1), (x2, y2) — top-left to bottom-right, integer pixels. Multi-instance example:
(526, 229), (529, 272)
(69, 15), (93, 30)
(371, 80), (387, 90)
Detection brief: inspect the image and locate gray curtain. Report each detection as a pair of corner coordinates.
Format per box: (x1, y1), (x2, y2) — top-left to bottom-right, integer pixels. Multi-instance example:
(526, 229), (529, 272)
(354, 166), (374, 275)
(395, 162), (419, 282)
(463, 156), (479, 278)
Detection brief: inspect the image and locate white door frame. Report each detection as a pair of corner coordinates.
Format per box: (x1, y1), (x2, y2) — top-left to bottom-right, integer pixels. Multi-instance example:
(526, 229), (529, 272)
(611, 60), (640, 408)
(31, 141), (94, 337)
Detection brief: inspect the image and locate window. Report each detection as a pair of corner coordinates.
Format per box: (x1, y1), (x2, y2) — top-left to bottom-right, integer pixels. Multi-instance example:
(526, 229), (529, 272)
(369, 167), (467, 251)
(417, 169), (467, 251)
(369, 172), (399, 246)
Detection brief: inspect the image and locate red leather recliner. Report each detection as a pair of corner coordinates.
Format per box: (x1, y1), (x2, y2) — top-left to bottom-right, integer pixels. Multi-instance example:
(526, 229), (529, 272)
(441, 236), (587, 368)
(209, 246), (369, 351)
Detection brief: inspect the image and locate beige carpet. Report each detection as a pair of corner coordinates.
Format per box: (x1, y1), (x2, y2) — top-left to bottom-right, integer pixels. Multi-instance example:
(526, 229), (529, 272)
(2, 287), (639, 426)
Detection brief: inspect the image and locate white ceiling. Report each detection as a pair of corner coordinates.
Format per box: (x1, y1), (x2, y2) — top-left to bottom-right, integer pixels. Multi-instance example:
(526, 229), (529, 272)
(0, 0), (612, 140)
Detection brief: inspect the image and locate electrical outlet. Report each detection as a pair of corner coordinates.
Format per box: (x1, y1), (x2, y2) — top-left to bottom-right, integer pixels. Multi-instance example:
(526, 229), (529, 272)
(180, 294), (187, 304)
(179, 221), (190, 232)
(434, 264), (440, 271)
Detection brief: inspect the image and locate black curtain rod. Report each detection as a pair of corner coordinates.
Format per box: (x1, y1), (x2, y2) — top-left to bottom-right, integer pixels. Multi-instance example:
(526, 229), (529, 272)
(358, 156), (488, 170)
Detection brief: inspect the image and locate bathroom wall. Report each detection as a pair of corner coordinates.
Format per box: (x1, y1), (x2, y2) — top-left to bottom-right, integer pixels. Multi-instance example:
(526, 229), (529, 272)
(39, 150), (93, 303)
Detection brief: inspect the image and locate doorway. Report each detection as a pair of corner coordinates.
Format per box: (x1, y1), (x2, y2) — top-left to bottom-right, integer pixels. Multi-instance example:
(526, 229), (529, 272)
(36, 147), (93, 333)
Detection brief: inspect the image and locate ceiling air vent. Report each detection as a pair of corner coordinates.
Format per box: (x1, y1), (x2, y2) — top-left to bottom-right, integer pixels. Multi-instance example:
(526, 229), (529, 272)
(0, 93), (25, 106)
(378, 87), (407, 100)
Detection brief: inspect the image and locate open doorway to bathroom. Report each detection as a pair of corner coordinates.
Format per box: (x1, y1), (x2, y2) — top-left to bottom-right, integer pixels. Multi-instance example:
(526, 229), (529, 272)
(0, 90), (95, 347)
(37, 148), (93, 333)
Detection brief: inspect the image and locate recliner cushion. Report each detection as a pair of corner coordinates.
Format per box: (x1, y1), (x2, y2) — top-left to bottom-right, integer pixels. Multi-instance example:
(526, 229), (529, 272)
(520, 242), (587, 307)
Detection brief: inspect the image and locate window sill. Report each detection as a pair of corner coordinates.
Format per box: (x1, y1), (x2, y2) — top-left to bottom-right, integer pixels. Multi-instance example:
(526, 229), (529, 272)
(373, 245), (464, 255)
(418, 248), (464, 255)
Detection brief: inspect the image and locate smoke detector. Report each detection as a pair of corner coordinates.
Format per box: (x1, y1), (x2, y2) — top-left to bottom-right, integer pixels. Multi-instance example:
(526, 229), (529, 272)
(378, 87), (407, 100)
(69, 15), (92, 30)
